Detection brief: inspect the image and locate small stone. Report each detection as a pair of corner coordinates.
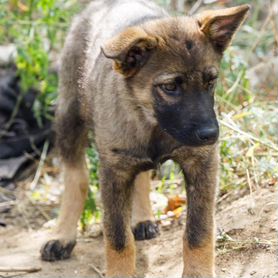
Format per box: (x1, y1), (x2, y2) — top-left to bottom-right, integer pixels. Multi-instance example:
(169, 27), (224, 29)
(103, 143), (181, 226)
(166, 211), (175, 218)
(161, 220), (172, 227)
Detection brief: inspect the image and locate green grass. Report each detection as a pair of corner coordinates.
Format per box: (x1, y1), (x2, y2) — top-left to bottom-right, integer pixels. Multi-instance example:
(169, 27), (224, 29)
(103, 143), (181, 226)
(0, 0), (80, 125)
(80, 147), (101, 230)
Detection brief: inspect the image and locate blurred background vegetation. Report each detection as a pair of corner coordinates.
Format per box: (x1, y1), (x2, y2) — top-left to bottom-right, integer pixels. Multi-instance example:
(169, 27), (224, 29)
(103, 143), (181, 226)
(0, 0), (277, 231)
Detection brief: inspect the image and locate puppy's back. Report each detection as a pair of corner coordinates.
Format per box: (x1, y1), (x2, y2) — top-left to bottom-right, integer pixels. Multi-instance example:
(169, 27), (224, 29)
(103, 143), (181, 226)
(55, 0), (166, 160)
(58, 0), (167, 103)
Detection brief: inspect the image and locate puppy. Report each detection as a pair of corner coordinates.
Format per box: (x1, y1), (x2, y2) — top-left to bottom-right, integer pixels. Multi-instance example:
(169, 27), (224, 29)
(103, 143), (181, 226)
(40, 1), (250, 277)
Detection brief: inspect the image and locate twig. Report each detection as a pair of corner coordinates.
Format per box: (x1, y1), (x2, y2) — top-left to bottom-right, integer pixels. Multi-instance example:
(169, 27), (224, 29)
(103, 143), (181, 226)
(255, 152), (278, 156)
(0, 201), (16, 209)
(30, 141), (49, 190)
(246, 169), (253, 195)
(216, 94), (238, 110)
(15, 202), (32, 231)
(0, 267), (41, 273)
(218, 238), (277, 246)
(3, 19), (69, 28)
(246, 168), (256, 215)
(225, 77), (253, 96)
(219, 119), (278, 151)
(89, 264), (104, 278)
(258, 201), (277, 218)
(251, 155), (259, 190)
(0, 94), (24, 140)
(0, 187), (15, 197)
(25, 193), (51, 221)
(217, 190), (233, 204)
(170, 0), (177, 12)
(251, 8), (273, 52)
(217, 237), (277, 255)
(226, 70), (244, 95)
(271, 5), (278, 56)
(188, 0), (203, 16)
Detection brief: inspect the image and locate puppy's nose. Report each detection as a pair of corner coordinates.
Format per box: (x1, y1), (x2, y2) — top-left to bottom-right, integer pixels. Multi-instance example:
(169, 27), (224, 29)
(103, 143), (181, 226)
(196, 126), (219, 142)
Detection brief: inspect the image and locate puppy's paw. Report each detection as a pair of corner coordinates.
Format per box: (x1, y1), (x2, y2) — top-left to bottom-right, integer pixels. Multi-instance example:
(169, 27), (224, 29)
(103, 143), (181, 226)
(133, 220), (159, 241)
(40, 239), (76, 261)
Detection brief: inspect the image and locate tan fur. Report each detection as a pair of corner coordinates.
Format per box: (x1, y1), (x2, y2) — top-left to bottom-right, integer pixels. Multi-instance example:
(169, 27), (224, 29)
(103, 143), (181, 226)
(40, 158), (89, 261)
(182, 236), (215, 278)
(197, 5), (250, 31)
(102, 27), (158, 59)
(55, 160), (89, 240)
(132, 171), (154, 227)
(105, 232), (136, 277)
(196, 5), (250, 51)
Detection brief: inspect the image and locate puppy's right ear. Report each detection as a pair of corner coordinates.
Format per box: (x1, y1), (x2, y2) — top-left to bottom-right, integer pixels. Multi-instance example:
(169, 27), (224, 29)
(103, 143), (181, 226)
(102, 27), (158, 78)
(196, 4), (250, 53)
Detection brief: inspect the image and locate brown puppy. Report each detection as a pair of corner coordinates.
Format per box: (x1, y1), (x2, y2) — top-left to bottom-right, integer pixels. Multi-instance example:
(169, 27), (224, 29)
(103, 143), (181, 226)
(40, 1), (250, 277)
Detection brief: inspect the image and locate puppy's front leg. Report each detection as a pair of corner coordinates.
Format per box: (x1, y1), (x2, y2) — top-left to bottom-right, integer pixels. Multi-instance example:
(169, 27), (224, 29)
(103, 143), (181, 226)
(178, 148), (218, 278)
(100, 166), (136, 278)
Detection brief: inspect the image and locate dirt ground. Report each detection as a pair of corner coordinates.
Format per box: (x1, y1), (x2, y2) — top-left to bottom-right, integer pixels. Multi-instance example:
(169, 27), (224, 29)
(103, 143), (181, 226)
(0, 184), (277, 278)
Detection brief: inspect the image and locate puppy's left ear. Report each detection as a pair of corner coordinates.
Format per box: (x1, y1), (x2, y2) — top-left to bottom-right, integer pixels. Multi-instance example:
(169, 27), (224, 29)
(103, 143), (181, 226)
(102, 26), (158, 77)
(196, 4), (250, 53)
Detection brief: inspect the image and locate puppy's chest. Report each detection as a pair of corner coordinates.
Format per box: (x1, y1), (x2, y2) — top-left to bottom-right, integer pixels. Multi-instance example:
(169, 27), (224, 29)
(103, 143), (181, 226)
(109, 130), (179, 173)
(147, 129), (181, 164)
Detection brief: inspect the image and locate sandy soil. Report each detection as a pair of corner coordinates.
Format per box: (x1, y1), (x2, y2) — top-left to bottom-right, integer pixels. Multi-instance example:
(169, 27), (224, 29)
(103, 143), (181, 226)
(0, 186), (277, 278)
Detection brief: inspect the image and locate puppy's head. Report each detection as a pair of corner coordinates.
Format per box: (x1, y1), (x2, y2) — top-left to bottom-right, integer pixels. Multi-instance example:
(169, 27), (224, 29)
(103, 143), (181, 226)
(102, 5), (250, 147)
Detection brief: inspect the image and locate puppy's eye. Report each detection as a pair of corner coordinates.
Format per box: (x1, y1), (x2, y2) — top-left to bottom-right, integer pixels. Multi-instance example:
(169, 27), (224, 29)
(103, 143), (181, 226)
(160, 83), (177, 94)
(207, 76), (217, 86)
(206, 73), (218, 84)
(203, 67), (218, 88)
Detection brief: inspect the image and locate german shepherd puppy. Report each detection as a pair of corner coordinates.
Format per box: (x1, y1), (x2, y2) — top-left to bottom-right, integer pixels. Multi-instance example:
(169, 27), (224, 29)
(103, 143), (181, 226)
(40, 1), (249, 277)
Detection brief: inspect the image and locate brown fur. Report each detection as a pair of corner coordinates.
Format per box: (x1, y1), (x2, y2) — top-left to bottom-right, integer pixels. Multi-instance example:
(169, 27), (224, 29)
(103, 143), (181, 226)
(40, 1), (250, 277)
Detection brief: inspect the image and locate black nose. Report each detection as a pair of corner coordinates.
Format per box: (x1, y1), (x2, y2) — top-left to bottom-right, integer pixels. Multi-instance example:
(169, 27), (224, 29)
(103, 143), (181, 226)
(196, 126), (219, 143)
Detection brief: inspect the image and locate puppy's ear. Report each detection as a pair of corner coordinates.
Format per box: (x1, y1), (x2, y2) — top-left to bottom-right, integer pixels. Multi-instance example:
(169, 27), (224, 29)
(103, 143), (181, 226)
(102, 27), (158, 77)
(196, 4), (250, 53)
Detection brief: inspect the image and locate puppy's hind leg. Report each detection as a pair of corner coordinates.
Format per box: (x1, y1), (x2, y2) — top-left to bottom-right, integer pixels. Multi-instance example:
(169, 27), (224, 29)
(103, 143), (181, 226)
(40, 12), (93, 261)
(132, 171), (159, 241)
(40, 105), (89, 261)
(41, 158), (89, 261)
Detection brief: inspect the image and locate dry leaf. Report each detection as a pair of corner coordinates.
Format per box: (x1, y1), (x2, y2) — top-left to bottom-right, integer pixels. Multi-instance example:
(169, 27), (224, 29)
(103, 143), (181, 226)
(165, 195), (186, 213)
